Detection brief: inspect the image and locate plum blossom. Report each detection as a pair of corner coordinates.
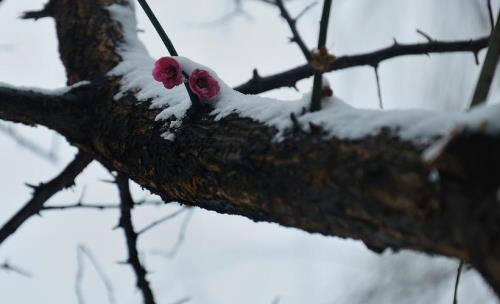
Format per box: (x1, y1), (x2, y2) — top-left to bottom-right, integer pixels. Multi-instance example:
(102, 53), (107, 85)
(188, 69), (220, 101)
(152, 57), (184, 89)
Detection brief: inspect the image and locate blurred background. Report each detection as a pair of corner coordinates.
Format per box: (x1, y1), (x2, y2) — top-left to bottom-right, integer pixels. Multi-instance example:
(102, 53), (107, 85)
(0, 0), (499, 303)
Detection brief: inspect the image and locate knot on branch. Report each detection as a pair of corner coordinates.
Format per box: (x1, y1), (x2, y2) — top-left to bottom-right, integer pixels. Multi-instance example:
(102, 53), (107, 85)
(311, 47), (336, 71)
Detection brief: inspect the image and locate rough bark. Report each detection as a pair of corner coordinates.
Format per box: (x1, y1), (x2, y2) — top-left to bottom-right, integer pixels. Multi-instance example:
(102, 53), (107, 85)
(1, 0), (500, 296)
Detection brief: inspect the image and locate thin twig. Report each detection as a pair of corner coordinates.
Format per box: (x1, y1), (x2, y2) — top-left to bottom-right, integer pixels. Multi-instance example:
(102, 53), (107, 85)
(453, 260), (464, 304)
(0, 151), (92, 245)
(0, 122), (58, 164)
(42, 200), (164, 212)
(169, 297), (190, 304)
(373, 66), (384, 109)
(295, 1), (318, 21)
(117, 174), (156, 304)
(416, 29), (434, 42)
(75, 245), (116, 304)
(470, 9), (500, 107)
(234, 36), (490, 95)
(150, 208), (194, 259)
(486, 0), (494, 33)
(137, 207), (188, 235)
(136, 0), (200, 107)
(0, 260), (31, 278)
(275, 0), (312, 61)
(310, 0), (333, 111)
(136, 0), (178, 56)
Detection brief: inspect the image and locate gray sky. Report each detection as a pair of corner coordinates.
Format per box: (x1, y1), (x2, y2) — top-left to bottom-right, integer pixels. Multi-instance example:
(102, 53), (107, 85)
(0, 0), (499, 303)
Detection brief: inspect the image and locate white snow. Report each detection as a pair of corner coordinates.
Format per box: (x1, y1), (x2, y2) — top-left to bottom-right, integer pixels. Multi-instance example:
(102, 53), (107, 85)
(108, 3), (500, 144)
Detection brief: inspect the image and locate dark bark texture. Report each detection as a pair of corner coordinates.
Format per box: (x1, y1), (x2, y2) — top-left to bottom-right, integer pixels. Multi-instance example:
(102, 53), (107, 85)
(1, 0), (500, 296)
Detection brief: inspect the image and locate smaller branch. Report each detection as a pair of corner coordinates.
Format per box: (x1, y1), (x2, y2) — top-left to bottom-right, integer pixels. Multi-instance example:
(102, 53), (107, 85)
(169, 297), (190, 304)
(470, 9), (500, 107)
(42, 200), (164, 212)
(234, 36), (489, 95)
(137, 207), (188, 235)
(0, 260), (31, 278)
(0, 122), (58, 164)
(136, 0), (200, 108)
(150, 208), (194, 259)
(416, 29), (434, 42)
(117, 174), (156, 304)
(373, 66), (384, 109)
(21, 1), (54, 20)
(486, 0), (494, 33)
(310, 0), (332, 111)
(275, 0), (312, 61)
(295, 1), (317, 21)
(0, 151), (92, 246)
(136, 0), (178, 56)
(453, 260), (464, 304)
(75, 244), (116, 304)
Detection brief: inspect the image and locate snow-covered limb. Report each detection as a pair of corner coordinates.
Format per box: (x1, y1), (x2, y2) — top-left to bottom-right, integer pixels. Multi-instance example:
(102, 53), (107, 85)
(1, 0), (500, 297)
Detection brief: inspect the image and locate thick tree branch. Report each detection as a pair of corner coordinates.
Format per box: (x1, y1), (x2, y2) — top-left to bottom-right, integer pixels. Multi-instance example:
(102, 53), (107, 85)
(4, 0), (500, 296)
(235, 36), (489, 94)
(117, 174), (156, 304)
(0, 84), (91, 139)
(0, 151), (92, 245)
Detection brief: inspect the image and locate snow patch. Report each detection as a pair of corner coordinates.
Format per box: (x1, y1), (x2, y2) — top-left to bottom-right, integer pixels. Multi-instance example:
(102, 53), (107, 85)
(107, 3), (500, 144)
(0, 80), (90, 95)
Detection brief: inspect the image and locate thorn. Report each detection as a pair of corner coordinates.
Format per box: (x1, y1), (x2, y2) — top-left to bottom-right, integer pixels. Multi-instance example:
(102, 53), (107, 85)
(392, 38), (399, 46)
(252, 68), (261, 80)
(416, 29), (434, 42)
(99, 179), (116, 184)
(473, 51), (480, 65)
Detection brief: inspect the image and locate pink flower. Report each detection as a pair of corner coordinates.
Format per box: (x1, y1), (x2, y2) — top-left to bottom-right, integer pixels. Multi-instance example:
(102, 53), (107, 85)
(188, 69), (220, 101)
(152, 57), (184, 89)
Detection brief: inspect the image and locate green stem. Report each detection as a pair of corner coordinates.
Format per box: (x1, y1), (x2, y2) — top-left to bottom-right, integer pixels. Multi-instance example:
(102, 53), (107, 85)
(136, 0), (178, 56)
(470, 9), (500, 108)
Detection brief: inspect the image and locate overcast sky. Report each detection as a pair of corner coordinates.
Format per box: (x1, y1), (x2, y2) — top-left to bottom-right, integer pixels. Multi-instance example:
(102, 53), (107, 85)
(0, 0), (499, 303)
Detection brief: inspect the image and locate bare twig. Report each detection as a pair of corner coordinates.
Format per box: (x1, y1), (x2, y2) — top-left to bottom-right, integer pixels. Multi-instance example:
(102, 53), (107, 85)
(296, 1), (317, 21)
(75, 245), (115, 304)
(453, 260), (464, 304)
(486, 0), (494, 33)
(116, 174), (156, 304)
(42, 199), (164, 212)
(310, 0), (333, 111)
(0, 151), (92, 245)
(416, 29), (434, 42)
(137, 207), (188, 235)
(234, 36), (489, 95)
(470, 9), (500, 107)
(0, 122), (58, 164)
(150, 208), (194, 259)
(169, 297), (190, 304)
(0, 260), (31, 278)
(275, 0), (312, 61)
(373, 66), (384, 109)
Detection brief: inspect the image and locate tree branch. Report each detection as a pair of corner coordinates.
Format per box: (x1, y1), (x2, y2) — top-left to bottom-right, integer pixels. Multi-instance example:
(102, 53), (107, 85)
(234, 36), (489, 94)
(310, 0), (332, 111)
(117, 174), (156, 304)
(0, 84), (91, 138)
(470, 9), (500, 107)
(5, 0), (500, 296)
(274, 0), (312, 61)
(0, 151), (92, 245)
